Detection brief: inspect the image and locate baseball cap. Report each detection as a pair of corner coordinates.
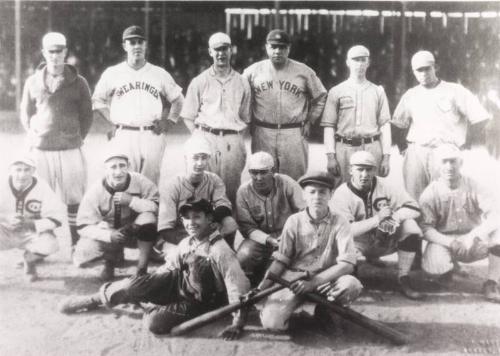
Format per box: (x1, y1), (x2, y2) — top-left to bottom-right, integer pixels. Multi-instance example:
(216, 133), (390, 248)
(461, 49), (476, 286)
(298, 171), (335, 189)
(248, 151), (274, 170)
(350, 151), (377, 167)
(10, 153), (36, 168)
(434, 143), (462, 161)
(266, 29), (291, 45)
(208, 32), (231, 49)
(347, 45), (370, 59)
(411, 50), (435, 70)
(42, 32), (66, 49)
(184, 136), (211, 156)
(103, 148), (129, 163)
(122, 25), (146, 41)
(179, 199), (214, 217)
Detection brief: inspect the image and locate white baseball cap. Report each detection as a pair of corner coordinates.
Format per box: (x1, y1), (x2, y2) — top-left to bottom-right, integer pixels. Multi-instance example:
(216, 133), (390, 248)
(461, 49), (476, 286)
(350, 151), (377, 167)
(411, 50), (435, 70)
(103, 147), (129, 163)
(42, 32), (67, 49)
(434, 144), (461, 161)
(184, 136), (212, 156)
(248, 152), (274, 170)
(11, 153), (36, 168)
(347, 45), (370, 59)
(208, 32), (231, 49)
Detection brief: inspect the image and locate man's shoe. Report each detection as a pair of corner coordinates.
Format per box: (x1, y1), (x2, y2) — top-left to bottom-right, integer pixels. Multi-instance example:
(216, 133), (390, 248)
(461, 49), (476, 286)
(398, 276), (425, 300)
(366, 257), (387, 268)
(483, 280), (500, 303)
(23, 261), (38, 283)
(58, 294), (102, 314)
(435, 271), (454, 289)
(99, 261), (115, 281)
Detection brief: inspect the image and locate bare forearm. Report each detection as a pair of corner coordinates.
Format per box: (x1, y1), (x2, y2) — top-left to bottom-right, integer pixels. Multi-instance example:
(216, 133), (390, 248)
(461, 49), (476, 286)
(423, 227), (452, 247)
(380, 122), (392, 155)
(324, 127), (336, 153)
(258, 260), (286, 290)
(167, 96), (184, 123)
(351, 217), (379, 237)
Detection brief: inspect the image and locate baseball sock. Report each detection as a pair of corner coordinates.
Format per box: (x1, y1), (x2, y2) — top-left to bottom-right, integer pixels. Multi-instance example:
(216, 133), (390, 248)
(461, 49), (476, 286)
(397, 250), (415, 279)
(67, 204), (79, 247)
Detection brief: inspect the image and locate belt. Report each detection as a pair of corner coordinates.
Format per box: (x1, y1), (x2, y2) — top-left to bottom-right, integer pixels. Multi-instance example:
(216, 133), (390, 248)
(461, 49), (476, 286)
(195, 124), (239, 136)
(253, 119), (303, 129)
(116, 124), (155, 131)
(335, 133), (380, 146)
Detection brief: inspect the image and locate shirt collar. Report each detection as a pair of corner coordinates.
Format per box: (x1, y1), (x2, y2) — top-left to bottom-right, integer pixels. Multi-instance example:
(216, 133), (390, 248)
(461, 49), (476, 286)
(305, 207), (331, 224)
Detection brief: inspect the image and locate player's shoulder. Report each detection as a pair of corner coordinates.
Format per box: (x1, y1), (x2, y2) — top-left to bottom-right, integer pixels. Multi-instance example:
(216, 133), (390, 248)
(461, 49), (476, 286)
(331, 182), (351, 199)
(204, 171), (224, 183)
(288, 59), (315, 73)
(244, 60), (268, 74)
(419, 180), (442, 203)
(275, 173), (299, 187)
(129, 171), (153, 185)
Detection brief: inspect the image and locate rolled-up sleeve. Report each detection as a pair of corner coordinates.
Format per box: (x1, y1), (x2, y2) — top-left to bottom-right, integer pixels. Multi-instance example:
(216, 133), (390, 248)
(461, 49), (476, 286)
(334, 217), (357, 265)
(271, 216), (296, 266)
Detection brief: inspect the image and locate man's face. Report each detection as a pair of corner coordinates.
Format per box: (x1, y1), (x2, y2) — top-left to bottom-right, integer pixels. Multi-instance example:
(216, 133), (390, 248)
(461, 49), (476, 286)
(438, 157), (462, 183)
(104, 158), (129, 188)
(249, 168), (274, 193)
(347, 56), (369, 78)
(209, 45), (231, 67)
(303, 184), (332, 211)
(181, 210), (212, 238)
(413, 65), (437, 87)
(42, 46), (67, 67)
(123, 38), (147, 61)
(10, 163), (35, 190)
(265, 43), (290, 66)
(350, 165), (376, 191)
(186, 153), (209, 178)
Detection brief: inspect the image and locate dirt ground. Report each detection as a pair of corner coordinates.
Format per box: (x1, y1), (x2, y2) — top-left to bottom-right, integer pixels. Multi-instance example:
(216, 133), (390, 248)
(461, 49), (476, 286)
(1, 113), (500, 356)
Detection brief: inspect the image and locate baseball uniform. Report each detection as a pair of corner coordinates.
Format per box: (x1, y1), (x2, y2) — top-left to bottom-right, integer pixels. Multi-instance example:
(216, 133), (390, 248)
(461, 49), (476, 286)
(244, 59), (327, 180)
(0, 176), (65, 257)
(392, 80), (490, 199)
(93, 62), (183, 185)
(73, 171), (159, 267)
(180, 66), (251, 204)
(321, 80), (391, 182)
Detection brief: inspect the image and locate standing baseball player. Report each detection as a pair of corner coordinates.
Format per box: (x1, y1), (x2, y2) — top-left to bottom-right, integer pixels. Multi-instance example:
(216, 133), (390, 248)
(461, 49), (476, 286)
(257, 171), (362, 331)
(93, 25), (184, 185)
(157, 136), (237, 254)
(321, 45), (391, 183)
(392, 50), (491, 200)
(244, 29), (327, 180)
(235, 151), (305, 285)
(419, 144), (500, 302)
(0, 154), (65, 282)
(180, 32), (251, 204)
(72, 150), (159, 280)
(20, 32), (92, 249)
(330, 151), (424, 300)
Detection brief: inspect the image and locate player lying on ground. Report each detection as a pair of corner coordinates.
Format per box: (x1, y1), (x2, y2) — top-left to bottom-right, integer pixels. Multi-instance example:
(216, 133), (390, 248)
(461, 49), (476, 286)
(0, 154), (65, 282)
(72, 150), (159, 280)
(331, 151), (425, 300)
(419, 144), (500, 302)
(59, 199), (250, 340)
(256, 171), (363, 331)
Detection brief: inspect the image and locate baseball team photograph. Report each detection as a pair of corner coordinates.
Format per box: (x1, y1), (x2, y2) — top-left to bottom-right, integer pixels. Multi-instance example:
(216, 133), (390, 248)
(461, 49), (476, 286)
(1, 1), (500, 355)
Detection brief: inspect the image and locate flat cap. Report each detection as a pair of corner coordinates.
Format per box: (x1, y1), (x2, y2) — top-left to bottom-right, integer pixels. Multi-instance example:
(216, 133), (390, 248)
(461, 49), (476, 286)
(209, 32), (231, 49)
(184, 136), (212, 156)
(179, 199), (213, 217)
(11, 153), (36, 168)
(123, 25), (146, 41)
(266, 29), (291, 45)
(350, 151), (377, 167)
(248, 151), (274, 170)
(42, 32), (66, 48)
(298, 171), (335, 189)
(347, 45), (370, 59)
(411, 50), (435, 70)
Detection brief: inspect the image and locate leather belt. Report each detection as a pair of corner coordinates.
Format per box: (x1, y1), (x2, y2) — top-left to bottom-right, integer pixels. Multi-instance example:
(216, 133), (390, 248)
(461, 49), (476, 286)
(116, 124), (155, 131)
(335, 133), (380, 146)
(254, 119), (303, 129)
(195, 124), (239, 136)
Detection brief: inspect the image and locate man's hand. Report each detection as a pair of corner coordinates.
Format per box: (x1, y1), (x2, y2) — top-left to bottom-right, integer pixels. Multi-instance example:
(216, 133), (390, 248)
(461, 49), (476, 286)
(152, 119), (174, 135)
(106, 127), (116, 141)
(7, 214), (35, 231)
(450, 239), (468, 258)
(379, 154), (390, 177)
(113, 192), (133, 206)
(220, 216), (238, 236)
(218, 325), (243, 341)
(265, 235), (279, 250)
(301, 121), (311, 138)
(326, 153), (341, 176)
(110, 230), (126, 244)
(376, 206), (392, 222)
(290, 279), (315, 295)
(317, 277), (361, 305)
(378, 217), (399, 234)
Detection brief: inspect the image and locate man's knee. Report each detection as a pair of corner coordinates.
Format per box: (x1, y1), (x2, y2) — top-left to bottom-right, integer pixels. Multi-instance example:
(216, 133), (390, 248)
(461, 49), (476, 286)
(422, 242), (453, 276)
(28, 232), (59, 256)
(397, 233), (421, 252)
(135, 224), (157, 243)
(237, 239), (267, 268)
(260, 306), (289, 331)
(335, 275), (363, 305)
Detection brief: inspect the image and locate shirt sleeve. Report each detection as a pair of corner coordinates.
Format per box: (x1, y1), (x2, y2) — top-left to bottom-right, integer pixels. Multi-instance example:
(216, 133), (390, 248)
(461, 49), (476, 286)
(334, 216), (357, 265)
(272, 215), (296, 266)
(377, 85), (391, 127)
(39, 182), (66, 231)
(306, 69), (327, 124)
(211, 174), (232, 210)
(161, 69), (183, 103)
(78, 76), (93, 139)
(418, 185), (439, 234)
(330, 187), (356, 223)
(239, 77), (252, 124)
(456, 85), (491, 125)
(157, 179), (180, 231)
(76, 187), (104, 228)
(391, 92), (411, 129)
(284, 176), (306, 211)
(180, 77), (201, 121)
(129, 175), (159, 214)
(19, 77), (35, 131)
(92, 69), (111, 110)
(387, 180), (421, 222)
(320, 88), (339, 128)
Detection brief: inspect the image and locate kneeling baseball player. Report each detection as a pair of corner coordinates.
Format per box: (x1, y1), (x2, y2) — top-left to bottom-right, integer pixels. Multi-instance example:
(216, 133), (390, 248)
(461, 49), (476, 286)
(59, 199), (250, 339)
(72, 150), (159, 280)
(419, 144), (500, 302)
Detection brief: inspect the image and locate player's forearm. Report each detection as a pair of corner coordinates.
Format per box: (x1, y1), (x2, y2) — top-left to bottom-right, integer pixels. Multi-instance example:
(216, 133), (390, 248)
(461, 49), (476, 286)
(324, 127), (336, 153)
(380, 122), (392, 155)
(78, 225), (112, 243)
(307, 94), (327, 124)
(129, 197), (158, 214)
(351, 217), (380, 237)
(469, 213), (500, 239)
(34, 218), (59, 233)
(392, 207), (420, 223)
(248, 229), (270, 245)
(258, 260), (286, 290)
(310, 261), (354, 288)
(93, 108), (111, 123)
(167, 95), (184, 123)
(423, 227), (452, 247)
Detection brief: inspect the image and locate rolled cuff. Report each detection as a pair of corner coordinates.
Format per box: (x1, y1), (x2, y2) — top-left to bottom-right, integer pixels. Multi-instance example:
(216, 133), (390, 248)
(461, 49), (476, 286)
(34, 218), (58, 233)
(336, 252), (357, 266)
(271, 251), (291, 266)
(249, 230), (269, 245)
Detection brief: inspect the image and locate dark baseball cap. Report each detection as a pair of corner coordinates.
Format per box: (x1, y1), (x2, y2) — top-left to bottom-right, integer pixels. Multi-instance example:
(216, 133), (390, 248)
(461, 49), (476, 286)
(179, 199), (214, 217)
(123, 25), (146, 41)
(298, 171), (335, 189)
(266, 29), (290, 45)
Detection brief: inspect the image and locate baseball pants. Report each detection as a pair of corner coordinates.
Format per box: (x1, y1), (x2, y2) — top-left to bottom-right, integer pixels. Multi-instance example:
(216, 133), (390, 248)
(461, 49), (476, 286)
(252, 126), (308, 181)
(31, 147), (87, 205)
(111, 128), (167, 186)
(0, 224), (58, 257)
(402, 143), (440, 200)
(260, 273), (362, 331)
(192, 129), (246, 204)
(335, 140), (383, 183)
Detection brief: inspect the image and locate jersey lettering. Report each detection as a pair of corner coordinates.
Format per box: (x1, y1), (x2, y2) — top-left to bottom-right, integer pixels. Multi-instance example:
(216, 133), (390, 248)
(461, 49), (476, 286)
(114, 81), (160, 99)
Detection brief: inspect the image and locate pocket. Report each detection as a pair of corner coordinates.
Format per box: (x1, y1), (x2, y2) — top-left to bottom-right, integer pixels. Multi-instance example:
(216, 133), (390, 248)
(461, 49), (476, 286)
(437, 97), (452, 113)
(339, 96), (355, 110)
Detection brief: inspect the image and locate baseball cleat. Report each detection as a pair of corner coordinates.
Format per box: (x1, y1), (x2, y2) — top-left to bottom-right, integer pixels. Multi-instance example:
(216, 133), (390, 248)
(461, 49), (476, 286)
(58, 294), (101, 314)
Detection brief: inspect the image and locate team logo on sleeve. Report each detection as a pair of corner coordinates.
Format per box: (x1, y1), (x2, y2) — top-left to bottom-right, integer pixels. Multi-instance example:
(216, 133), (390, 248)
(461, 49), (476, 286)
(25, 199), (42, 217)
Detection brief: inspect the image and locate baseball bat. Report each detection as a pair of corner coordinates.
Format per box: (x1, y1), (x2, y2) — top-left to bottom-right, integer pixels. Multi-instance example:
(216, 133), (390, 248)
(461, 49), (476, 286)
(170, 271), (309, 336)
(267, 273), (409, 346)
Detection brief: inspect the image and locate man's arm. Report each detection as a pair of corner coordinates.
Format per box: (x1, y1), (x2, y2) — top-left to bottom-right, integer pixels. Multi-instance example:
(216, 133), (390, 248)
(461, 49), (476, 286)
(19, 79), (35, 131)
(306, 71), (327, 124)
(235, 189), (270, 246)
(166, 94), (184, 124)
(324, 127), (340, 176)
(78, 77), (94, 139)
(379, 122), (391, 177)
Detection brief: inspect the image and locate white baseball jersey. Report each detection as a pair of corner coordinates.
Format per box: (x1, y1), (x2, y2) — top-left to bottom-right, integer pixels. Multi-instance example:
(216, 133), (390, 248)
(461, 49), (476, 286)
(77, 172), (159, 242)
(92, 62), (182, 126)
(0, 176), (65, 233)
(158, 171), (232, 231)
